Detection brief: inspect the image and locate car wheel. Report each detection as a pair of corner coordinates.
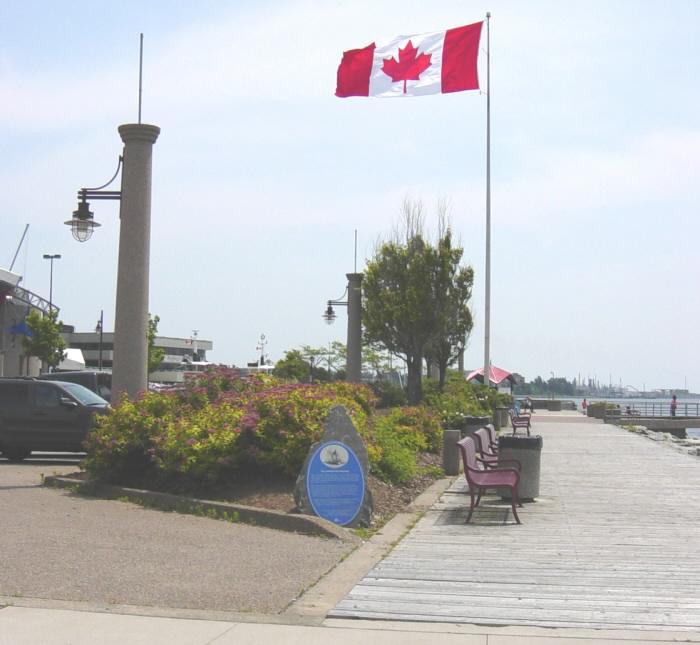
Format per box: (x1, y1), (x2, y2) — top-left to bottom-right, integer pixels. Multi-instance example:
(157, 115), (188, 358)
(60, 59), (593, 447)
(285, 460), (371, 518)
(2, 447), (32, 462)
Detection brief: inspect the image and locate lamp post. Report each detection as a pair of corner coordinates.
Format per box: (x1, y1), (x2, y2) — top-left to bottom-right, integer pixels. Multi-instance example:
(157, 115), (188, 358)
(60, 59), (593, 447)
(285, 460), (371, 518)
(42, 254), (61, 313)
(323, 272), (363, 383)
(66, 123), (160, 400)
(95, 310), (104, 371)
(256, 333), (267, 366)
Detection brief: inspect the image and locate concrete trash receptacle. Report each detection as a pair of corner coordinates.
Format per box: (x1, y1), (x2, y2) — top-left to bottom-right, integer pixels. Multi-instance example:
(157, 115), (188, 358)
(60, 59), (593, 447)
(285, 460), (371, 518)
(494, 407), (509, 430)
(497, 435), (543, 502)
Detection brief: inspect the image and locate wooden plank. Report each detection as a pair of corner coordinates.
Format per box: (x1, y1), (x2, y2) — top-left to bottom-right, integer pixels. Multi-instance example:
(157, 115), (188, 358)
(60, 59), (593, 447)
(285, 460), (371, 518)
(329, 419), (700, 630)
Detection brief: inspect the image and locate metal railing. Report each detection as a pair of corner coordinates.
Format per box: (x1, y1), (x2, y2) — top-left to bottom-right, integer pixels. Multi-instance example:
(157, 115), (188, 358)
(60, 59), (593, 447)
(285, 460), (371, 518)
(615, 401), (700, 417)
(10, 285), (56, 315)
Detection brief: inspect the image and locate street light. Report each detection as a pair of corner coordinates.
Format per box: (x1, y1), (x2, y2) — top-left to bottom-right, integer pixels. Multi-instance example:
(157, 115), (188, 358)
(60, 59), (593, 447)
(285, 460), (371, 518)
(42, 254), (61, 313)
(256, 333), (267, 366)
(67, 123), (160, 400)
(95, 310), (104, 370)
(64, 156), (123, 242)
(322, 272), (363, 383)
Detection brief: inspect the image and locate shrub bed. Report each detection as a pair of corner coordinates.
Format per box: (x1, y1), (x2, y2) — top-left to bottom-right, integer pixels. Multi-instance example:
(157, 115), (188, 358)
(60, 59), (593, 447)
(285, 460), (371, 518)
(83, 368), (442, 490)
(423, 375), (512, 428)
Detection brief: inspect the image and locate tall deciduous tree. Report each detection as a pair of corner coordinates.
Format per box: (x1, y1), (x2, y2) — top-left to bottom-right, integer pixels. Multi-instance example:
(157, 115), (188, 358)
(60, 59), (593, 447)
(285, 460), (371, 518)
(363, 200), (474, 403)
(22, 309), (66, 371)
(424, 224), (474, 389)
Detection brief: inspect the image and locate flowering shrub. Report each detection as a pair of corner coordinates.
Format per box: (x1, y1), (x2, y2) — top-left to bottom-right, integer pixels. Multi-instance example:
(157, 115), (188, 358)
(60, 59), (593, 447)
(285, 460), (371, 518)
(83, 390), (180, 480)
(84, 367), (443, 488)
(83, 369), (380, 484)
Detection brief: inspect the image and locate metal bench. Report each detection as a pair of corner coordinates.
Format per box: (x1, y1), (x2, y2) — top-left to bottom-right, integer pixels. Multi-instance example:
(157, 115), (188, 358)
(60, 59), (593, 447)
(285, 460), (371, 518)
(509, 409), (531, 436)
(457, 436), (523, 524)
(473, 427), (521, 472)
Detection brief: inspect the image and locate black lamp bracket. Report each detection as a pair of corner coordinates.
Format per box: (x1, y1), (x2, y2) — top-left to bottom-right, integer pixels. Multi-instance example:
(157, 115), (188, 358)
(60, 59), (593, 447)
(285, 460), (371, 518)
(77, 155), (123, 203)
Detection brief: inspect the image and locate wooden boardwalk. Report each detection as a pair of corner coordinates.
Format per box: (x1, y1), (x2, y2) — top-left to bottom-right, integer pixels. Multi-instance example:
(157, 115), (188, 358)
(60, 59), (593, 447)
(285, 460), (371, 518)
(330, 415), (700, 631)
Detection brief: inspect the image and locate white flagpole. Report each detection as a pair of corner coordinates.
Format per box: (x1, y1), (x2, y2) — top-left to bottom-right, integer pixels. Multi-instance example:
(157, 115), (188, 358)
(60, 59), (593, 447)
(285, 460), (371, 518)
(483, 12), (492, 388)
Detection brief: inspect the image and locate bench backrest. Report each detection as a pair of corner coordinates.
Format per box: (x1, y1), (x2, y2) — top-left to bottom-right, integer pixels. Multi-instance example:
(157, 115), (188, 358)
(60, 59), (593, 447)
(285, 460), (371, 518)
(474, 427), (496, 457)
(485, 424), (498, 446)
(457, 437), (479, 474)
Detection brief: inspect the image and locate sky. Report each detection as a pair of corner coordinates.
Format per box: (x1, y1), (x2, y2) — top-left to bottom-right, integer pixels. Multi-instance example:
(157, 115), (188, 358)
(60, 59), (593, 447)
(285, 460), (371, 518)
(2, 0), (698, 392)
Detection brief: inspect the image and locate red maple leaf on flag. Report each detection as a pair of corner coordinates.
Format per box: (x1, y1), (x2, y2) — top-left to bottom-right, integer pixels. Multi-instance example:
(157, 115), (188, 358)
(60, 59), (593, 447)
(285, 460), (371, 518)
(381, 40), (432, 94)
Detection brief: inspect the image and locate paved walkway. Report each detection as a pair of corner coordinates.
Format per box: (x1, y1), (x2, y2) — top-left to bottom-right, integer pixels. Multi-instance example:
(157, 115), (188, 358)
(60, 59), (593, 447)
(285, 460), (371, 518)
(330, 414), (700, 631)
(0, 456), (353, 613)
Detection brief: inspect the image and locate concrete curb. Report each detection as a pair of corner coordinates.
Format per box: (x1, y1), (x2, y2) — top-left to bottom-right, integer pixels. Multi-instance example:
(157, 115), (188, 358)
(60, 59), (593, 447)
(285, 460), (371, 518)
(43, 474), (357, 542)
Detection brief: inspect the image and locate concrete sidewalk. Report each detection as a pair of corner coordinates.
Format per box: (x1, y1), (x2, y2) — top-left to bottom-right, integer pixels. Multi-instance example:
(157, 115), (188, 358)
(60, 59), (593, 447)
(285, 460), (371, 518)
(1, 604), (698, 644)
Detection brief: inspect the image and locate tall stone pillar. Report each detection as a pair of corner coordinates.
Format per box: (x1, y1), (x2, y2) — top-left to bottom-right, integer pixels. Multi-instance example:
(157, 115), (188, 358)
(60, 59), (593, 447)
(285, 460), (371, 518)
(346, 272), (363, 383)
(111, 123), (160, 401)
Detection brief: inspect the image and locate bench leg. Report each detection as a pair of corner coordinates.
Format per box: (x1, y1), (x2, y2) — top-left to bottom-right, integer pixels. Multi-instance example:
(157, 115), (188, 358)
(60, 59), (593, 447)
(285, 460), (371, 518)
(466, 489), (477, 524)
(510, 488), (522, 524)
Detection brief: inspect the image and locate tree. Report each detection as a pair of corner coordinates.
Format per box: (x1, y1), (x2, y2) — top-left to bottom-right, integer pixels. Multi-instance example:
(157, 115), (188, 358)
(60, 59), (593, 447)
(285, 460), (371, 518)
(22, 309), (66, 371)
(363, 199), (474, 403)
(147, 314), (165, 374)
(300, 343), (343, 379)
(424, 222), (474, 389)
(274, 349), (311, 382)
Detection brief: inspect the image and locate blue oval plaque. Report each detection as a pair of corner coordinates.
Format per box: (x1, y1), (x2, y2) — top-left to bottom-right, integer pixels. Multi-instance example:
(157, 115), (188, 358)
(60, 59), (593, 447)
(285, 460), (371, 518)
(306, 440), (365, 526)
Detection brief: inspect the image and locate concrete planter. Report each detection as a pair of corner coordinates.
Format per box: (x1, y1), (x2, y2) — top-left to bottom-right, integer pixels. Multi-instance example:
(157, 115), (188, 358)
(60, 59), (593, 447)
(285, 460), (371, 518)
(442, 428), (462, 476)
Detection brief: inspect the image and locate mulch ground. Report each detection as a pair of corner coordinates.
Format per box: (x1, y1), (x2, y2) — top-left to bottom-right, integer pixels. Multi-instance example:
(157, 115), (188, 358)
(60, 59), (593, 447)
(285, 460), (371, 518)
(84, 452), (443, 529)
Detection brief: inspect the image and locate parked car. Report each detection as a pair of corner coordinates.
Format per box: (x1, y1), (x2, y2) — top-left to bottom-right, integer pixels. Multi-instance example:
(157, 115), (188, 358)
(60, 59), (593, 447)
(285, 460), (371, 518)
(38, 370), (112, 402)
(0, 378), (109, 462)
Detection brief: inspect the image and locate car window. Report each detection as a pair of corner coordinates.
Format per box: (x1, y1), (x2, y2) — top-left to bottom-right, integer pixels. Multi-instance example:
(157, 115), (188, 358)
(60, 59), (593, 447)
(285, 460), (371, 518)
(35, 383), (62, 408)
(97, 385), (111, 400)
(59, 382), (108, 406)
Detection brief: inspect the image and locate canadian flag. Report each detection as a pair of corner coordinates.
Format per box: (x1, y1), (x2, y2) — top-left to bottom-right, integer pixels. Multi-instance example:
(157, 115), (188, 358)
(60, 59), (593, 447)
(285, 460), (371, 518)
(336, 22), (483, 98)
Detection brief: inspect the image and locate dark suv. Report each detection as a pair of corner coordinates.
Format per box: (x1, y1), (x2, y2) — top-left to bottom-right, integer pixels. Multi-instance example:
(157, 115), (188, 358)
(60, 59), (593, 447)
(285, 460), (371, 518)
(0, 378), (109, 462)
(38, 370), (112, 402)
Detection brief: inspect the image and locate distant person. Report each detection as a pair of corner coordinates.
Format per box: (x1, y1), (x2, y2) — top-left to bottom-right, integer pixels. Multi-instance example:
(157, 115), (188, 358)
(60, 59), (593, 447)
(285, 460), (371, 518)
(670, 394), (677, 417)
(582, 398), (588, 415)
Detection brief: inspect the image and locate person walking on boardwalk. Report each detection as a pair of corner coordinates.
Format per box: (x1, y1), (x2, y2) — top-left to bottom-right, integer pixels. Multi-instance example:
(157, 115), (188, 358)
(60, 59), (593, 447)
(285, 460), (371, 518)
(581, 398), (588, 415)
(670, 394), (677, 417)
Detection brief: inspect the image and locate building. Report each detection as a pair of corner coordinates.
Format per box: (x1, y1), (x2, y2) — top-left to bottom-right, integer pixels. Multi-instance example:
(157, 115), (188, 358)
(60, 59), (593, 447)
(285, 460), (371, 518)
(62, 330), (214, 384)
(0, 267), (49, 377)
(466, 365), (517, 394)
(2, 265), (214, 383)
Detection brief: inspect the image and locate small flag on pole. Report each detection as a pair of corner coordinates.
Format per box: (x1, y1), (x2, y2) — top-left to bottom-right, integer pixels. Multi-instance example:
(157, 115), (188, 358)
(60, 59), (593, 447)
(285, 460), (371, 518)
(336, 21), (483, 98)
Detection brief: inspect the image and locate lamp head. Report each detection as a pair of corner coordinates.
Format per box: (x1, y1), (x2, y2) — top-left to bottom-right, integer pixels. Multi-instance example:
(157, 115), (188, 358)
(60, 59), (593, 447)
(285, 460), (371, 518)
(323, 303), (336, 324)
(65, 200), (101, 242)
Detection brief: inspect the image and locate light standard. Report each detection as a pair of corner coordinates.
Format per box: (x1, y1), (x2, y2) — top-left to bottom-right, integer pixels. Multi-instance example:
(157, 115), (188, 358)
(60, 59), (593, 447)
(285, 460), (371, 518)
(323, 272), (363, 383)
(42, 254), (61, 313)
(95, 310), (104, 370)
(66, 123), (160, 400)
(256, 334), (267, 366)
